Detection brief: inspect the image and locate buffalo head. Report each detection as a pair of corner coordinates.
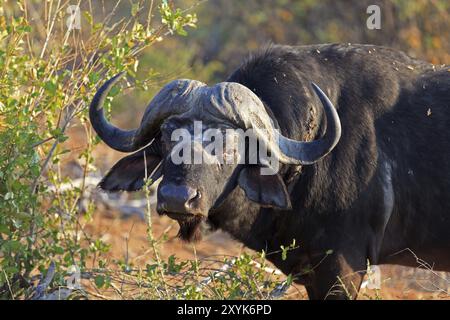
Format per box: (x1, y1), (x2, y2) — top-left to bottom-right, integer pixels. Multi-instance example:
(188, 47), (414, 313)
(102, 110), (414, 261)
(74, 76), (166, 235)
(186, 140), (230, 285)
(89, 73), (341, 241)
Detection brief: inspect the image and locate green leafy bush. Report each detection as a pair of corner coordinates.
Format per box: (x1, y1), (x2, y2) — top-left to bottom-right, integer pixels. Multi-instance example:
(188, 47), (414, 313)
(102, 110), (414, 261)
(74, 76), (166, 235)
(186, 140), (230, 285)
(0, 0), (195, 299)
(0, 0), (291, 300)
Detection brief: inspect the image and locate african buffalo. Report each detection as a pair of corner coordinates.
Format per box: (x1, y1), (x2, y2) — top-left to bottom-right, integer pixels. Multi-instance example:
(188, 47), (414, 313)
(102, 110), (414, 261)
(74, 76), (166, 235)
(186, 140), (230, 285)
(89, 44), (450, 299)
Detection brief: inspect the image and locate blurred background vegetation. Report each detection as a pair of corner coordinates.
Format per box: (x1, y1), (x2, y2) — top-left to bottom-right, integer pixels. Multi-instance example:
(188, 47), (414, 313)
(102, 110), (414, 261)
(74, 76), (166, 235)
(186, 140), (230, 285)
(115, 0), (450, 128)
(0, 0), (448, 300)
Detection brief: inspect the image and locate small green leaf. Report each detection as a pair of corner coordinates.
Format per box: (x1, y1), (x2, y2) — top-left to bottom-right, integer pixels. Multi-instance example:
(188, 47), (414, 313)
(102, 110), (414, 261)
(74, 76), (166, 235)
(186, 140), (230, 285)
(94, 275), (105, 288)
(286, 274), (293, 286)
(131, 3), (139, 17)
(43, 81), (57, 95)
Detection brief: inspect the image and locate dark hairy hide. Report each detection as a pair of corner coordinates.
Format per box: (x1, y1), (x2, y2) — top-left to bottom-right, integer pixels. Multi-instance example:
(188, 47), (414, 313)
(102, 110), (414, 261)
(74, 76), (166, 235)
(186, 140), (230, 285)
(177, 216), (204, 242)
(96, 43), (450, 299)
(208, 43), (450, 299)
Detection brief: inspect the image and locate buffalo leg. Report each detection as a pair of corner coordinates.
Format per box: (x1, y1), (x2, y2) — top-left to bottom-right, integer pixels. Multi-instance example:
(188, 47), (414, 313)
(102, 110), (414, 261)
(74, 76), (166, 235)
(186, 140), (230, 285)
(305, 250), (366, 300)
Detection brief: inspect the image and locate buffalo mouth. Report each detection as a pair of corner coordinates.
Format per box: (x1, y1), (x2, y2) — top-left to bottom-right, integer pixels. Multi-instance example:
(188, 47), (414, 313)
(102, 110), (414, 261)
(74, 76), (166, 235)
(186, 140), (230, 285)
(165, 212), (194, 221)
(162, 212), (204, 242)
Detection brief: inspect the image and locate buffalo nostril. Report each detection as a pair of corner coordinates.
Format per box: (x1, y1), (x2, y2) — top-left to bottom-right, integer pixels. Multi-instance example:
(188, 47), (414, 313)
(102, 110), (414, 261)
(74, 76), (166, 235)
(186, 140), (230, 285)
(187, 190), (201, 209)
(158, 184), (201, 214)
(156, 201), (167, 215)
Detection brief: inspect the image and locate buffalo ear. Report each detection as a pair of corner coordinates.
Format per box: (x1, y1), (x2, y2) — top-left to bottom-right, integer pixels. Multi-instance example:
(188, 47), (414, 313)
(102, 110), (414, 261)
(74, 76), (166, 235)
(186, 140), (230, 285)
(99, 148), (162, 192)
(238, 166), (292, 210)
